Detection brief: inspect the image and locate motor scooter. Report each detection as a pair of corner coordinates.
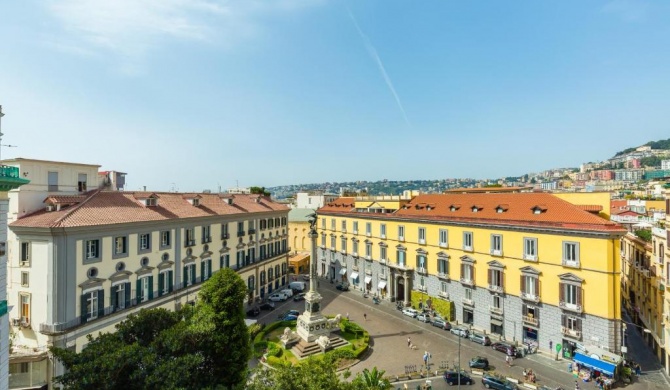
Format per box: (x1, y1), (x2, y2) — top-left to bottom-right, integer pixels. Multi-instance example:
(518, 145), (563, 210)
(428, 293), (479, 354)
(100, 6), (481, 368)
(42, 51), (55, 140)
(372, 296), (380, 304)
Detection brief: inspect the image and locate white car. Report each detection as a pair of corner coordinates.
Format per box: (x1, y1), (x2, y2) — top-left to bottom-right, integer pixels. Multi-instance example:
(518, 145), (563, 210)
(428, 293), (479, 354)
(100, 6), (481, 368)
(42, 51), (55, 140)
(268, 292), (288, 302)
(450, 326), (469, 337)
(402, 308), (419, 318)
(279, 289), (293, 298)
(416, 313), (431, 323)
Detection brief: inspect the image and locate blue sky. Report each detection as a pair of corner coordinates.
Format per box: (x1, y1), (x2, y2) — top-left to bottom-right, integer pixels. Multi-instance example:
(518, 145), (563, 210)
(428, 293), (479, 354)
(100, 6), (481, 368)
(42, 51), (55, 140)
(1, 0), (669, 191)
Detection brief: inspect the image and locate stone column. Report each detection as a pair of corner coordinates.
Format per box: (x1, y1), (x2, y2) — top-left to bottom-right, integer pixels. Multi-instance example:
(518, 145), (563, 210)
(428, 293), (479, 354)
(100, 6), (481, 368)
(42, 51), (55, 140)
(404, 273), (410, 306)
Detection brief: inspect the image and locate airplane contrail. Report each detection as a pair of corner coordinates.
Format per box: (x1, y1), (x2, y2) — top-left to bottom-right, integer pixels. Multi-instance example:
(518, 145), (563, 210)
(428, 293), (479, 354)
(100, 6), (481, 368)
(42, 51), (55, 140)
(346, 7), (412, 129)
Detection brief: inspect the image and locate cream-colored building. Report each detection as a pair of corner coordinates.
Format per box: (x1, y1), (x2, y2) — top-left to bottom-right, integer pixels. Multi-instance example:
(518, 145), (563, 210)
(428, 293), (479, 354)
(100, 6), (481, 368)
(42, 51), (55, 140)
(4, 158), (289, 389)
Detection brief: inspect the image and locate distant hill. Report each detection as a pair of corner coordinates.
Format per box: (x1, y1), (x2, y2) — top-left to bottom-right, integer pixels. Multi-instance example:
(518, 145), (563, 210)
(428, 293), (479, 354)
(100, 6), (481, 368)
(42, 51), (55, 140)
(614, 138), (670, 157)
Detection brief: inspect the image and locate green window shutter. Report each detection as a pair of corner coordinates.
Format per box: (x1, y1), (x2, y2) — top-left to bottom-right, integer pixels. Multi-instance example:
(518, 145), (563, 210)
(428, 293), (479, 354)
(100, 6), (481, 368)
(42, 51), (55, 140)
(168, 270), (174, 292)
(97, 289), (105, 318)
(148, 276), (154, 300)
(124, 282), (131, 308)
(80, 294), (88, 324)
(158, 274), (164, 297)
(201, 261), (205, 281)
(183, 266), (187, 285)
(136, 279), (142, 302)
(208, 260), (212, 278)
(191, 265), (196, 285)
(110, 286), (117, 310)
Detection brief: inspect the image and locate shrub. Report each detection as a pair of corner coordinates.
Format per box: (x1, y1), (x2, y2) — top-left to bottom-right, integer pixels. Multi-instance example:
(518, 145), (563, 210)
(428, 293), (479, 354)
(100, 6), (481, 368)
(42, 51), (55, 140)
(248, 323), (264, 340)
(267, 342), (283, 358)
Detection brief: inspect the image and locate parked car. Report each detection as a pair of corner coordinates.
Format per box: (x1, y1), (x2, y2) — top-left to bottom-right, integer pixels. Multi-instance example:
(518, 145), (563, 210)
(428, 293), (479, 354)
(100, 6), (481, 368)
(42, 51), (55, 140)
(450, 326), (469, 337)
(301, 274), (310, 281)
(443, 371), (473, 385)
(278, 310), (300, 319)
(416, 313), (431, 323)
(259, 302), (275, 311)
(280, 289), (293, 298)
(293, 293), (306, 301)
(246, 307), (260, 317)
(289, 281), (307, 292)
(336, 282), (350, 291)
(482, 374), (517, 390)
(491, 342), (518, 357)
(431, 317), (452, 330)
(402, 308), (419, 318)
(468, 333), (492, 345)
(469, 356), (489, 370)
(268, 292), (288, 302)
(280, 313), (298, 321)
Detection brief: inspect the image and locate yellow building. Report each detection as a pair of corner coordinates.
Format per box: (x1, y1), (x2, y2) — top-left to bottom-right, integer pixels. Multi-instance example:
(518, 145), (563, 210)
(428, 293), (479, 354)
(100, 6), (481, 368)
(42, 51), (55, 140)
(318, 192), (626, 355)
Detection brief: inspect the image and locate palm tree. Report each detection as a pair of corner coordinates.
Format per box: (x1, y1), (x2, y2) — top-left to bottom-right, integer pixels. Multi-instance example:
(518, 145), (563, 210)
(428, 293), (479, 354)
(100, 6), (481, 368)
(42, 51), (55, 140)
(355, 367), (391, 390)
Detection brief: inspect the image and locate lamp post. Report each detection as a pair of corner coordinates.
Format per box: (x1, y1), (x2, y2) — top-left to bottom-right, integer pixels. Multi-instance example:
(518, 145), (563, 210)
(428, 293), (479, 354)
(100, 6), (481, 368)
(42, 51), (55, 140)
(457, 333), (462, 390)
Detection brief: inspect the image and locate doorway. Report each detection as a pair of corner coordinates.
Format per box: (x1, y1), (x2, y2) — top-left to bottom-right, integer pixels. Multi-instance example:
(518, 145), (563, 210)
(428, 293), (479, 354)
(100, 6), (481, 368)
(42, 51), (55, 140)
(396, 277), (405, 302)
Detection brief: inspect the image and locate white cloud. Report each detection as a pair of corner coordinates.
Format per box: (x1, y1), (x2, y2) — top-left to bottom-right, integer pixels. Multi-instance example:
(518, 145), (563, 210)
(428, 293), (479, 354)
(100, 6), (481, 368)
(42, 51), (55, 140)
(602, 0), (648, 22)
(46, 0), (324, 67)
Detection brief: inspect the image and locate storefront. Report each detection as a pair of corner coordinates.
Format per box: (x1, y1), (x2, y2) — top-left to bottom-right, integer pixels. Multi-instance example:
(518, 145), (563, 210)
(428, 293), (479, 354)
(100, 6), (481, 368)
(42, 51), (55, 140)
(562, 339), (578, 359)
(571, 352), (619, 389)
(463, 308), (474, 324)
(339, 268), (348, 283)
(364, 275), (373, 292)
(490, 318), (503, 335)
(523, 327), (538, 345)
(350, 272), (360, 288)
(378, 281), (387, 298)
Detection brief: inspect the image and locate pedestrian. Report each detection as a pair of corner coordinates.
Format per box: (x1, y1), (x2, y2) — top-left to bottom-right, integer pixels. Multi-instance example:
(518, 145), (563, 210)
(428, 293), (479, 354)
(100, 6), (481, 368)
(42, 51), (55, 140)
(346, 312), (350, 321)
(635, 363), (641, 376)
(549, 340), (553, 351)
(363, 313), (367, 321)
(423, 352), (428, 367)
(574, 380), (580, 390)
(407, 337), (411, 348)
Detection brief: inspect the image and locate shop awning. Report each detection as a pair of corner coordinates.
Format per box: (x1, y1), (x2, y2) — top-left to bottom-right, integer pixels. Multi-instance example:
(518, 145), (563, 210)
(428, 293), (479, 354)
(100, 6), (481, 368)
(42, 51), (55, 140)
(573, 353), (617, 376)
(490, 318), (503, 326)
(378, 281), (387, 289)
(364, 276), (372, 284)
(350, 272), (359, 280)
(339, 268), (347, 275)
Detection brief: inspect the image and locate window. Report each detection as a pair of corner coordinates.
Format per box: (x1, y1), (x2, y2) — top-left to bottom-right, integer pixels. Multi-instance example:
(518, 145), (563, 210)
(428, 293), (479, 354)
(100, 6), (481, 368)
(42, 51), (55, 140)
(321, 233), (326, 247)
(563, 242), (580, 267)
(465, 288), (473, 300)
(341, 220), (347, 232)
(490, 234), (502, 255)
(559, 282), (582, 312)
(202, 259), (212, 281)
(353, 240), (359, 256)
(561, 314), (582, 336)
(112, 283), (129, 310)
(185, 228), (195, 246)
(73, 173), (87, 193)
(463, 232), (473, 251)
(160, 231), (171, 247)
(184, 264), (196, 286)
(21, 272), (29, 287)
(523, 304), (539, 322)
(20, 242), (30, 266)
(330, 235), (336, 250)
(220, 254), (230, 269)
(366, 222), (372, 236)
(488, 269), (503, 291)
(48, 171), (59, 191)
(139, 233), (151, 251)
(439, 229), (448, 247)
(492, 295), (502, 309)
(237, 221), (245, 236)
(521, 275), (540, 301)
(365, 242), (372, 258)
(138, 276), (153, 302)
(0, 241), (5, 257)
(221, 223), (229, 239)
(397, 249), (406, 266)
(331, 219), (336, 230)
(418, 227), (426, 244)
(82, 289), (101, 321)
(248, 220), (255, 234)
(341, 237), (347, 253)
(440, 281), (448, 295)
(398, 225), (405, 241)
(322, 218), (326, 229)
(20, 294), (30, 324)
(380, 224), (386, 238)
(438, 258), (449, 276)
(202, 225), (211, 243)
(460, 263), (474, 283)
(523, 238), (537, 261)
(114, 236), (128, 255)
(85, 239), (100, 260)
(380, 246), (387, 261)
(353, 221), (359, 234)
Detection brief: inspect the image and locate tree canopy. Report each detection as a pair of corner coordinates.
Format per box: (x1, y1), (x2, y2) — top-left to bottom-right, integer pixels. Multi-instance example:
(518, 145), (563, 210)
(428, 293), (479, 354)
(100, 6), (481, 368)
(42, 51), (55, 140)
(250, 186), (271, 196)
(51, 267), (250, 390)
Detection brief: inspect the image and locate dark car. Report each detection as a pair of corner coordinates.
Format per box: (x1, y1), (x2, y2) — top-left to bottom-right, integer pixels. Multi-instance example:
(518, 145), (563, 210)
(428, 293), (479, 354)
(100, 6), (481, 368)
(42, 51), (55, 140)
(259, 302), (276, 311)
(443, 371), (473, 385)
(280, 314), (298, 321)
(278, 310), (300, 319)
(482, 374), (517, 390)
(336, 282), (349, 291)
(431, 317), (452, 330)
(246, 307), (260, 317)
(293, 293), (306, 301)
(469, 356), (489, 370)
(491, 342), (517, 357)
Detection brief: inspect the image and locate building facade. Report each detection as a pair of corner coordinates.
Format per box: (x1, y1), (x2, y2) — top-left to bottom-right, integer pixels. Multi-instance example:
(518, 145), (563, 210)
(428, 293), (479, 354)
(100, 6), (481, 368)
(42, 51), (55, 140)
(317, 193), (626, 356)
(5, 159), (289, 389)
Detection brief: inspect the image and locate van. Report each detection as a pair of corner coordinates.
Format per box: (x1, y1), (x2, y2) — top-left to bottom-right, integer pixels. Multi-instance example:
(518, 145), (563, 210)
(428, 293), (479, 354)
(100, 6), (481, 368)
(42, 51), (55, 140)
(468, 333), (491, 345)
(289, 281), (306, 292)
(280, 289), (293, 297)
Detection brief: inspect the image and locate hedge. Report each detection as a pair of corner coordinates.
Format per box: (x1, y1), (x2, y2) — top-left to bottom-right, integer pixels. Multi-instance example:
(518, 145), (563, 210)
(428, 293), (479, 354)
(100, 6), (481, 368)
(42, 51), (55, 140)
(411, 291), (454, 321)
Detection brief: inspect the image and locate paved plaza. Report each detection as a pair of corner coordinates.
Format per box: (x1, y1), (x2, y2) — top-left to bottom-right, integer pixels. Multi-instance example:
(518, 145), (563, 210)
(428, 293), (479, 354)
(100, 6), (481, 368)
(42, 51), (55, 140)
(253, 279), (670, 390)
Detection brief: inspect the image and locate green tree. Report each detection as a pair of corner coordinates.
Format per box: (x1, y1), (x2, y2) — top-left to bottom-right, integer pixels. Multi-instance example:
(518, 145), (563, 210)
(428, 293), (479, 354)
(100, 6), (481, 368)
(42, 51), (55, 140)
(634, 229), (652, 242)
(250, 186), (271, 196)
(351, 367), (392, 390)
(247, 355), (354, 390)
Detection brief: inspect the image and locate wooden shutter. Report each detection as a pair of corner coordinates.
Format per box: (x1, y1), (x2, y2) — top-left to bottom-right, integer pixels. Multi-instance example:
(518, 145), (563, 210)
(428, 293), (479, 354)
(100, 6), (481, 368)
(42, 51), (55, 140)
(111, 286), (118, 309)
(158, 274), (164, 297)
(124, 282), (131, 308)
(460, 263), (465, 279)
(191, 266), (196, 285)
(183, 265), (188, 285)
(80, 294), (88, 324)
(559, 283), (565, 302)
(148, 275), (154, 300)
(201, 261), (205, 281)
(522, 304), (528, 315)
(520, 275), (526, 293)
(576, 286), (582, 307)
(488, 269), (492, 284)
(97, 289), (105, 319)
(208, 260), (212, 278)
(136, 279), (142, 302)
(168, 270), (174, 292)
(561, 314), (567, 327)
(534, 278), (539, 297)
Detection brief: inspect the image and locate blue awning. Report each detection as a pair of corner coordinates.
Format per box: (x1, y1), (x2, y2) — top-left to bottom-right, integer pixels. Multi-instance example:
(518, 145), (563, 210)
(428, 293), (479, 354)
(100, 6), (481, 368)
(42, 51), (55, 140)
(573, 353), (617, 376)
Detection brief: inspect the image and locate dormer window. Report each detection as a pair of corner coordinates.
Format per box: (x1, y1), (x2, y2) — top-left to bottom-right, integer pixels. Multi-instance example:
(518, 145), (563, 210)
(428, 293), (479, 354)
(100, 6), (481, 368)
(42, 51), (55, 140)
(471, 205), (482, 213)
(450, 204), (461, 212)
(146, 197), (157, 207)
(193, 198), (200, 207)
(496, 204), (509, 213)
(532, 205), (548, 215)
(183, 194), (202, 206)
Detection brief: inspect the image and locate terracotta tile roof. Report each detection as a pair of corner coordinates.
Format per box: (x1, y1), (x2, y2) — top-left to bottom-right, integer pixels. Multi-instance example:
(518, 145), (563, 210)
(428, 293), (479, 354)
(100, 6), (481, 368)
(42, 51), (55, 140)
(44, 195), (88, 205)
(577, 204), (603, 212)
(11, 191), (289, 228)
(444, 186), (533, 193)
(319, 193), (625, 234)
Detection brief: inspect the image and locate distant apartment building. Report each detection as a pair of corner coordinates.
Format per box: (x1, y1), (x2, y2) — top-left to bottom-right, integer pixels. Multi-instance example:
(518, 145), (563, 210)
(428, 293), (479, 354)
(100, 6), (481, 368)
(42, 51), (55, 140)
(227, 187), (251, 194)
(614, 169), (644, 182)
(662, 160), (670, 170)
(4, 159), (290, 389)
(590, 170), (614, 181)
(294, 191), (338, 209)
(644, 169), (670, 181)
(540, 181), (558, 191)
(318, 192), (626, 356)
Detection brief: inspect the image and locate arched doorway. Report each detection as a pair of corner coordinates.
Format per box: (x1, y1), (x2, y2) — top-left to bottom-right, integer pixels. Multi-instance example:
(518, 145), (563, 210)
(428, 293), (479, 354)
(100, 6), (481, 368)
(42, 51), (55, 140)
(396, 277), (405, 302)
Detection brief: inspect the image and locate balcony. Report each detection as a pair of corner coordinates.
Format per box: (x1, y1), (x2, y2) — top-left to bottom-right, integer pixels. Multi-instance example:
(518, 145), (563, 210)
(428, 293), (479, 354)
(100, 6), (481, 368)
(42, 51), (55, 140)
(490, 249), (502, 257)
(488, 284), (504, 294)
(380, 259), (387, 265)
(365, 269), (372, 276)
(351, 265), (359, 272)
(522, 315), (539, 326)
(438, 291), (449, 299)
(460, 277), (474, 287)
(365, 255), (373, 262)
(248, 228), (256, 235)
(237, 231), (245, 237)
(462, 297), (474, 306)
(417, 285), (427, 292)
(418, 239), (426, 245)
(184, 239), (195, 247)
(437, 272), (450, 280)
(562, 259), (580, 268)
(417, 267), (428, 275)
(221, 233), (230, 239)
(559, 301), (583, 313)
(520, 292), (540, 303)
(489, 306), (503, 316)
(388, 262), (412, 272)
(202, 236), (212, 244)
(561, 326), (582, 339)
